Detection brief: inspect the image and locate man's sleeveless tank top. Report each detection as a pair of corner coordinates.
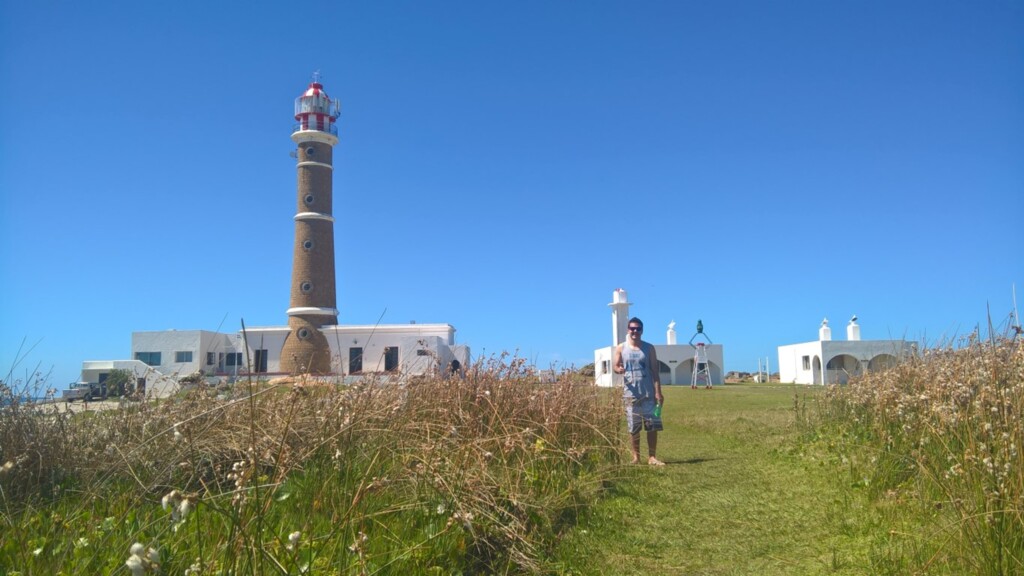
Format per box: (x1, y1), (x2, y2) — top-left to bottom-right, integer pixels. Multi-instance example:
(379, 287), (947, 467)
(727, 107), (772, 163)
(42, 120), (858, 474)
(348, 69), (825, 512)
(621, 342), (655, 400)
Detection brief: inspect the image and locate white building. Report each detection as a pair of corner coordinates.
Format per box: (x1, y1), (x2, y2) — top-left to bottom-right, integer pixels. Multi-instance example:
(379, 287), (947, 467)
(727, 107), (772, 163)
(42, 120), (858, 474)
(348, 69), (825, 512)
(241, 323), (468, 379)
(79, 324), (469, 398)
(79, 330), (241, 398)
(777, 317), (914, 385)
(594, 289), (726, 387)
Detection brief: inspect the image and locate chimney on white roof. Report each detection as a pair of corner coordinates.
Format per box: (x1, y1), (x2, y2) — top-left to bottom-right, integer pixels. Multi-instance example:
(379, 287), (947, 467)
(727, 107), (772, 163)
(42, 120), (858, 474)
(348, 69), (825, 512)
(819, 318), (832, 341)
(847, 315), (861, 341)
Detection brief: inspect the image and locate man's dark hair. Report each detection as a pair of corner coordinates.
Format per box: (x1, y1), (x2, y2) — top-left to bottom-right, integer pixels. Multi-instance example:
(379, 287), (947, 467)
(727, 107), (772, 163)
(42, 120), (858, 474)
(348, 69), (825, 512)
(628, 317), (644, 329)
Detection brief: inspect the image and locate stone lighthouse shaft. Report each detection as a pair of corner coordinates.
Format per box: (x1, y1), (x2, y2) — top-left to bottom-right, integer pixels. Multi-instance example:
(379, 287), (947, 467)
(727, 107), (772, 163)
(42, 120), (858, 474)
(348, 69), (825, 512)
(280, 79), (341, 375)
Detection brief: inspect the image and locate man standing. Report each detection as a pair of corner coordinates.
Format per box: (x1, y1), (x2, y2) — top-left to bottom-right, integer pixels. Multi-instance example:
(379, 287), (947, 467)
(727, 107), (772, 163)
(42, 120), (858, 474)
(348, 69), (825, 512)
(613, 317), (665, 465)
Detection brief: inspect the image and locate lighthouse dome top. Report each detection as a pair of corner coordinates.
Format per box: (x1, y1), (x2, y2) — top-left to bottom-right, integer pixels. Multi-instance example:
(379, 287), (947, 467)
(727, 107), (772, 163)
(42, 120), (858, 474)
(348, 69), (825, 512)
(294, 81), (341, 122)
(293, 79), (341, 142)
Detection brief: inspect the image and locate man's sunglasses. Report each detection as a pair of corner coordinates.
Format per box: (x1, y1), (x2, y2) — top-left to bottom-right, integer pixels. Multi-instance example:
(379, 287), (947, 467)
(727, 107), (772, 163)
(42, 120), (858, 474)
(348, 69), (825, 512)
(628, 326), (642, 332)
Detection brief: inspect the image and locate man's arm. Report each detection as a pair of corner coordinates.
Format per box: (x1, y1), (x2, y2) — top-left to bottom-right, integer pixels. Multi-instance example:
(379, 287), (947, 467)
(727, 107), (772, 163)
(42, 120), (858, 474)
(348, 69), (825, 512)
(648, 344), (663, 403)
(613, 344), (624, 374)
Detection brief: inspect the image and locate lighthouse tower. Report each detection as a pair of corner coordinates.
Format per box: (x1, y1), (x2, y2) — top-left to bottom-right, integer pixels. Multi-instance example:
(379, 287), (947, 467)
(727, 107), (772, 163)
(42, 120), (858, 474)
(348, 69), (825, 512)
(280, 77), (342, 374)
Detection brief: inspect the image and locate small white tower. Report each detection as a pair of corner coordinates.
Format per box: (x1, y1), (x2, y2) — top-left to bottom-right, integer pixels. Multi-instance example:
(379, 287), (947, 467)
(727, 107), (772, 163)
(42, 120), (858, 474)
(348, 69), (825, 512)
(847, 315), (861, 341)
(609, 288), (632, 346)
(667, 321), (677, 345)
(819, 318), (832, 341)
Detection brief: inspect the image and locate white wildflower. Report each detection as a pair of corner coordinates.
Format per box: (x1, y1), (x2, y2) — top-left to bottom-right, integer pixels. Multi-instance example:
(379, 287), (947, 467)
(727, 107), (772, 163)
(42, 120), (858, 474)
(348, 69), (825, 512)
(130, 543), (145, 556)
(288, 530), (301, 550)
(173, 424), (183, 442)
(179, 498), (193, 519)
(125, 554), (145, 576)
(349, 530), (368, 553)
(161, 490), (179, 511)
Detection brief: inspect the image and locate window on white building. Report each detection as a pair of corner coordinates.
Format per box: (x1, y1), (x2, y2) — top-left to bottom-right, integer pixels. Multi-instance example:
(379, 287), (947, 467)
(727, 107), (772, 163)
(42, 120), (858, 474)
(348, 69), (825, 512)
(349, 347), (363, 374)
(207, 352), (215, 365)
(385, 347), (399, 372)
(175, 351), (193, 363)
(802, 356), (810, 370)
(225, 353), (243, 367)
(136, 352), (161, 366)
(253, 350), (268, 373)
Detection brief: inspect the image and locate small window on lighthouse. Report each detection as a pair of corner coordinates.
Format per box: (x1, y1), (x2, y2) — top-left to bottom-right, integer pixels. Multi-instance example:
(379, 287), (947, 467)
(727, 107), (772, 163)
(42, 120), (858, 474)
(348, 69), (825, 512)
(297, 328), (311, 340)
(303, 239), (314, 251)
(305, 147), (316, 157)
(301, 281), (314, 294)
(304, 194), (315, 206)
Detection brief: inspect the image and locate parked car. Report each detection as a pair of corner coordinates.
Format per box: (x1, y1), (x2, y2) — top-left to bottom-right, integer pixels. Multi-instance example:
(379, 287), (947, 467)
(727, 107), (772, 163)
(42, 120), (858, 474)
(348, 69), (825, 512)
(62, 382), (106, 401)
(62, 382), (92, 401)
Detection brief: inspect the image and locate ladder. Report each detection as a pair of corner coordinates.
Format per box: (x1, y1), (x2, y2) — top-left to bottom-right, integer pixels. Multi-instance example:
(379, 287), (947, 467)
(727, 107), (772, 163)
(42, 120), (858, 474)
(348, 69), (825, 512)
(691, 343), (712, 389)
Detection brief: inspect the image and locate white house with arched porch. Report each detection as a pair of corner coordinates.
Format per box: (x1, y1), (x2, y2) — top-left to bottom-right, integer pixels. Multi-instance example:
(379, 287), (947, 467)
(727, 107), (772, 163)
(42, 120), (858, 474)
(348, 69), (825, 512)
(777, 317), (914, 385)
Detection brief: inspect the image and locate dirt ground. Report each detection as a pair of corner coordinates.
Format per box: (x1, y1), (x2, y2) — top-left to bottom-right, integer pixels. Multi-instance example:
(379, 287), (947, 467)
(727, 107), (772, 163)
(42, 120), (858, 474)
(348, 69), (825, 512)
(37, 399), (124, 413)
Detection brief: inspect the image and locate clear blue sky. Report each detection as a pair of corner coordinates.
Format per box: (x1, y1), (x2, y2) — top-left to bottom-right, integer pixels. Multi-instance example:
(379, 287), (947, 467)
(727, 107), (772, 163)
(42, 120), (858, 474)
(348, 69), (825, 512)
(2, 1), (1022, 389)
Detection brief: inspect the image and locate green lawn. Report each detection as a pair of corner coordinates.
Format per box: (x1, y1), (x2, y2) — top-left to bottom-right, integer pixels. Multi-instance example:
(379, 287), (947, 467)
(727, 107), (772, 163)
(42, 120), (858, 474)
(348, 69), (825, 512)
(553, 384), (886, 575)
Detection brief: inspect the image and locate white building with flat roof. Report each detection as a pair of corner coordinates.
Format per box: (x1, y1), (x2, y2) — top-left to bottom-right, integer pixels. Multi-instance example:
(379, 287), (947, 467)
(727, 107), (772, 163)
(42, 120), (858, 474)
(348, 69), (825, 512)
(777, 317), (914, 385)
(79, 324), (469, 398)
(594, 289), (726, 387)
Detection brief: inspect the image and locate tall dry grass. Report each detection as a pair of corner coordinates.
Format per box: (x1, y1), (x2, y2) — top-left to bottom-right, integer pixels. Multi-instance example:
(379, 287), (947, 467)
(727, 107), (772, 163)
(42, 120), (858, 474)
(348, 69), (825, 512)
(0, 354), (621, 574)
(803, 335), (1023, 574)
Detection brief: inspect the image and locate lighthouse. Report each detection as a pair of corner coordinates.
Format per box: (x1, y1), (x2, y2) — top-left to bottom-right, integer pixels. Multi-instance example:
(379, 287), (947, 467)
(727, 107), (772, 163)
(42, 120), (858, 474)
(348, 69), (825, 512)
(280, 77), (341, 374)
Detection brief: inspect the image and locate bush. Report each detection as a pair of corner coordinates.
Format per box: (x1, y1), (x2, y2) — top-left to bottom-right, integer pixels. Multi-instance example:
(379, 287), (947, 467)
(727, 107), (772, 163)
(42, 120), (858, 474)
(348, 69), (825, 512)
(104, 369), (135, 397)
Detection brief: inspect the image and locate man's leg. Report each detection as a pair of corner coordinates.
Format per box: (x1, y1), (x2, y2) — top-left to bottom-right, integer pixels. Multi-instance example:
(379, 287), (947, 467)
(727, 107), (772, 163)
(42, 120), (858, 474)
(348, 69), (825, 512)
(647, 431), (664, 465)
(631, 432), (642, 464)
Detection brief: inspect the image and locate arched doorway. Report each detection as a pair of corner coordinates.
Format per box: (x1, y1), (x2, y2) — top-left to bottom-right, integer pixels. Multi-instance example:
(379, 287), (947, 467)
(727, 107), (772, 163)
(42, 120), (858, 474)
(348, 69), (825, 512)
(826, 354), (862, 384)
(812, 356), (822, 385)
(658, 360), (673, 385)
(868, 354), (898, 372)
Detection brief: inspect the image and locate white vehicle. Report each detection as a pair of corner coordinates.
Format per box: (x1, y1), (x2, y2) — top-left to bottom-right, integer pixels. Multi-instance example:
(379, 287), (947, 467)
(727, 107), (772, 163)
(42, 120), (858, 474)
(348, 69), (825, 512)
(61, 382), (96, 401)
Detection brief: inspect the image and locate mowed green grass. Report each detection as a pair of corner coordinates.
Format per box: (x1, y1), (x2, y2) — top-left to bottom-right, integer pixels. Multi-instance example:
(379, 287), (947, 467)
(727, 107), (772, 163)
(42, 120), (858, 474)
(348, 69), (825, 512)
(553, 384), (885, 575)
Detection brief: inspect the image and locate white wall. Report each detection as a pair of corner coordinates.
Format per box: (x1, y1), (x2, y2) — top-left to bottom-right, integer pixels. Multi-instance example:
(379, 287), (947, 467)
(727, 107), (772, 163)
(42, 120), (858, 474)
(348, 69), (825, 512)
(594, 346), (616, 387)
(132, 331), (204, 377)
(656, 344), (725, 385)
(778, 342), (823, 385)
(240, 323), (464, 377)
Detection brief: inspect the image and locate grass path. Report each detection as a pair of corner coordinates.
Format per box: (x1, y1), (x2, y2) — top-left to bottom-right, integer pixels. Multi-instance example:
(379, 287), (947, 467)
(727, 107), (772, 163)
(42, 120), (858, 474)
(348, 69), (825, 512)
(554, 384), (884, 575)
